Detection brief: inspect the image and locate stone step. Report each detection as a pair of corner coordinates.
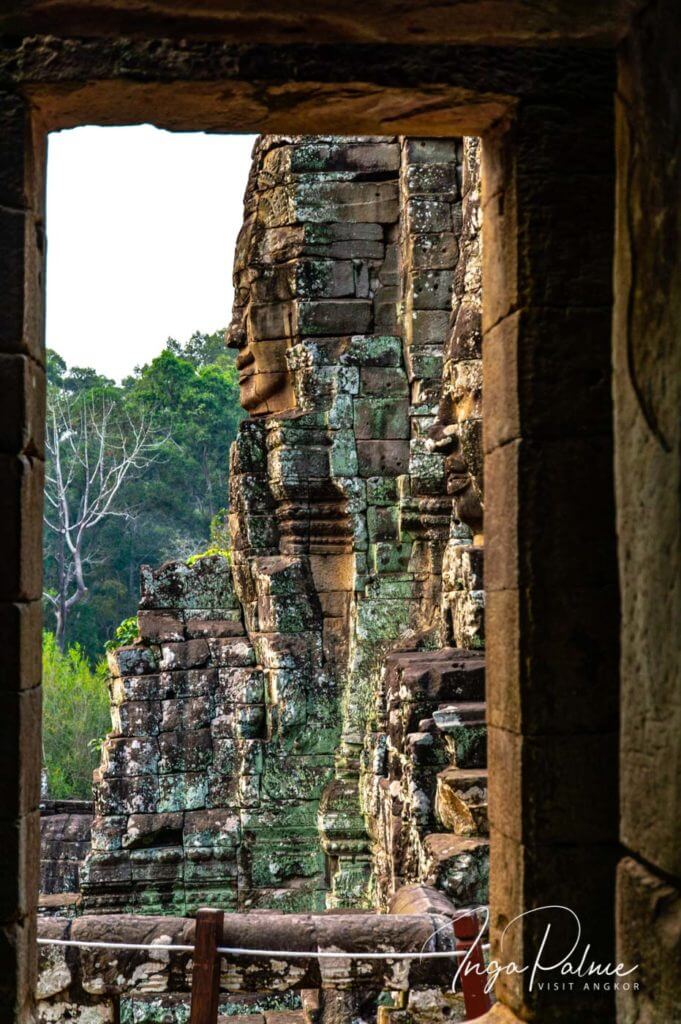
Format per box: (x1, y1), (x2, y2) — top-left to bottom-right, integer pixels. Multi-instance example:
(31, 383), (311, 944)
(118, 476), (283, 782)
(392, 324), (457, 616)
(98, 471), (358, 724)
(432, 701), (486, 731)
(385, 648), (485, 705)
(219, 1013), (308, 1024)
(420, 833), (489, 907)
(435, 767), (488, 836)
(432, 702), (486, 769)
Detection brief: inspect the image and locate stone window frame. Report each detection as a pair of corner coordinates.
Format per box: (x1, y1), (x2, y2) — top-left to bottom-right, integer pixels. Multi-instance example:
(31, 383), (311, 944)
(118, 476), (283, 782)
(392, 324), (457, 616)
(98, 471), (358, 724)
(1, 41), (618, 1023)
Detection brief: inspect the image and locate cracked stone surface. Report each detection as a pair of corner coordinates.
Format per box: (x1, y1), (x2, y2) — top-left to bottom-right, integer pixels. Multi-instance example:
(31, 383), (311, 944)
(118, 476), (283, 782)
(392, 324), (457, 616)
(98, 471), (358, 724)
(40, 133), (486, 1024)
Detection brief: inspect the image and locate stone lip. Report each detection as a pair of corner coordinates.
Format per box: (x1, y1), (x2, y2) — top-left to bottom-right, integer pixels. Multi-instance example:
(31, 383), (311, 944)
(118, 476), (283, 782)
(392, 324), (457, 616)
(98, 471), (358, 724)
(37, 908), (462, 1000)
(41, 799), (94, 815)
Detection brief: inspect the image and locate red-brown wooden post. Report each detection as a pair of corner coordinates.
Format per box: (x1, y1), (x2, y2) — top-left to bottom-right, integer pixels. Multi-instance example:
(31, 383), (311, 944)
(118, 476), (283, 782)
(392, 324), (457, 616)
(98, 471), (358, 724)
(189, 907), (225, 1024)
(453, 911), (492, 1020)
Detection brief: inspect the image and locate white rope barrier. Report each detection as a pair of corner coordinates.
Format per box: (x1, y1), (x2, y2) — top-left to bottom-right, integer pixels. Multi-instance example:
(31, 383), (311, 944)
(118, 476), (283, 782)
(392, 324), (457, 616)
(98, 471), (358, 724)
(37, 938), (195, 952)
(37, 906), (491, 960)
(37, 937), (491, 959)
(216, 947), (490, 960)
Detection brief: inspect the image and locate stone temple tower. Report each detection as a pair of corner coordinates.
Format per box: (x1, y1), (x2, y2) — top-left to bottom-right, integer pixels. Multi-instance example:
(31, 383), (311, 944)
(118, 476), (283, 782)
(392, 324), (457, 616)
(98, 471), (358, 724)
(81, 135), (487, 919)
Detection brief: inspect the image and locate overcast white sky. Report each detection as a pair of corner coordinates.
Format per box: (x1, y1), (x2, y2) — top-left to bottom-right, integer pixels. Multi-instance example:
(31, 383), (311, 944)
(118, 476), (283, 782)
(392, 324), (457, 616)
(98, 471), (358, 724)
(46, 126), (257, 381)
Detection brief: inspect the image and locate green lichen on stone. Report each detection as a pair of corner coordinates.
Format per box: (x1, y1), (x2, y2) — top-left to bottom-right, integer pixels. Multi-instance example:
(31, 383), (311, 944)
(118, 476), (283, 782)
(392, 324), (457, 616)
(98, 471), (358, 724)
(368, 542), (412, 575)
(366, 476), (399, 506)
(79, 133), (488, 936)
(342, 335), (402, 367)
(218, 994), (302, 1017)
(329, 430), (359, 476)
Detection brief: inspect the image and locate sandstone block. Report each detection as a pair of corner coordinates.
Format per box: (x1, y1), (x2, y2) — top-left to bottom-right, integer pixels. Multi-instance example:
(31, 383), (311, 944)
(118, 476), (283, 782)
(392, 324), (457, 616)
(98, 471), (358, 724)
(160, 696), (212, 734)
(158, 728), (212, 773)
(248, 301), (296, 341)
(435, 767), (488, 835)
(137, 610), (184, 644)
(157, 773), (207, 813)
(290, 141), (400, 174)
(421, 834), (489, 905)
(298, 298), (372, 336)
(157, 639), (211, 671)
(406, 198), (453, 234)
(406, 163), (458, 197)
(217, 667), (266, 704)
(359, 366), (408, 397)
(210, 730), (238, 777)
(184, 613), (244, 639)
(406, 345), (444, 381)
(409, 269), (454, 310)
(369, 542), (412, 574)
(342, 334), (402, 367)
(111, 700), (161, 738)
(297, 259), (356, 298)
(295, 180), (399, 224)
(408, 232), (459, 271)
(406, 310), (449, 349)
(107, 645), (157, 679)
(101, 738), (159, 779)
(329, 430), (359, 476)
(405, 140), (458, 166)
(207, 638), (256, 667)
(356, 440), (410, 477)
(367, 505), (399, 542)
(354, 397), (410, 440)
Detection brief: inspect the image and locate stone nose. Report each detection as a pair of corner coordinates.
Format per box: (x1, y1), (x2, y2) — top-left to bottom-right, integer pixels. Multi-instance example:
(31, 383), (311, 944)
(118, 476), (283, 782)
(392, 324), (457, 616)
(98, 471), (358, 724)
(227, 322), (247, 350)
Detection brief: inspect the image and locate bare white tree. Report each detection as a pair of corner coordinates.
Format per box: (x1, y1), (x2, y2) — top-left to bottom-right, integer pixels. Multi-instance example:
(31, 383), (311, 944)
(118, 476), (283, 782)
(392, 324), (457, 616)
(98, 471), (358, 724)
(44, 395), (165, 647)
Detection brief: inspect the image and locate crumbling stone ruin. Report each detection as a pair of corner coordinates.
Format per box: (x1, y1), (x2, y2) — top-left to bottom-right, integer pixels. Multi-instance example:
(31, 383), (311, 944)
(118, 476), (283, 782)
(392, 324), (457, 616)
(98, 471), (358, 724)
(37, 902), (468, 1023)
(68, 134), (486, 925)
(39, 133), (486, 1021)
(40, 800), (93, 902)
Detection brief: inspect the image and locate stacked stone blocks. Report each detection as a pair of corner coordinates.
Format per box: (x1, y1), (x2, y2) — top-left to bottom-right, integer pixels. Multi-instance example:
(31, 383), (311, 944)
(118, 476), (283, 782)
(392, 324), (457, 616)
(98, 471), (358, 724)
(79, 135), (487, 928)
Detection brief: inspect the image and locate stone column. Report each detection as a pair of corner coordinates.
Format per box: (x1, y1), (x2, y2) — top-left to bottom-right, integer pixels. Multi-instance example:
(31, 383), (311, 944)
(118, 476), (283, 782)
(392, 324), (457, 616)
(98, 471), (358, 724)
(614, 1), (681, 1020)
(482, 60), (619, 1022)
(0, 88), (45, 1023)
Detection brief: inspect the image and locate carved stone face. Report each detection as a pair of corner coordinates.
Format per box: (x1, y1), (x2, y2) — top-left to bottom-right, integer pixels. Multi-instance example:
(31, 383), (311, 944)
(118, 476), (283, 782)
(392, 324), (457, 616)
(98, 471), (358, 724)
(228, 317), (293, 416)
(228, 186), (296, 417)
(429, 400), (484, 537)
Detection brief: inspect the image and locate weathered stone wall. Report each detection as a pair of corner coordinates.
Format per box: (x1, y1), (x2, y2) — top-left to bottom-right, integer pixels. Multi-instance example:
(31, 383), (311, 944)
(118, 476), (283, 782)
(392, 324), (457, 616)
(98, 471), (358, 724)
(36, 903), (466, 1024)
(40, 800), (93, 897)
(439, 138), (483, 651)
(361, 648), (487, 912)
(79, 135), (486, 926)
(614, 0), (681, 1019)
(81, 555), (265, 915)
(357, 136), (487, 913)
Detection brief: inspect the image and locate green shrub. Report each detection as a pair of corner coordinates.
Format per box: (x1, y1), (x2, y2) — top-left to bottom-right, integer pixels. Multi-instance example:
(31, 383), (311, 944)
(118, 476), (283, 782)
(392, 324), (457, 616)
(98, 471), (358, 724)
(186, 545), (231, 566)
(42, 632), (112, 800)
(105, 615), (139, 653)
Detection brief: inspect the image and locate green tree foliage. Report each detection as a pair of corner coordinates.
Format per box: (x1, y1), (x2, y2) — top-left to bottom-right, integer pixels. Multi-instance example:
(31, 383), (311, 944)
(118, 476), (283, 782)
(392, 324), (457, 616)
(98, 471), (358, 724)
(43, 329), (243, 659)
(42, 632), (111, 799)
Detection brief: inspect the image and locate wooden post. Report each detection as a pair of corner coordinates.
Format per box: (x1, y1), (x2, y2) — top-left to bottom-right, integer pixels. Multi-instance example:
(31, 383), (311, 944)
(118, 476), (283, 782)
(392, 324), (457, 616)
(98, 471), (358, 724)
(453, 911), (492, 1020)
(189, 907), (224, 1024)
